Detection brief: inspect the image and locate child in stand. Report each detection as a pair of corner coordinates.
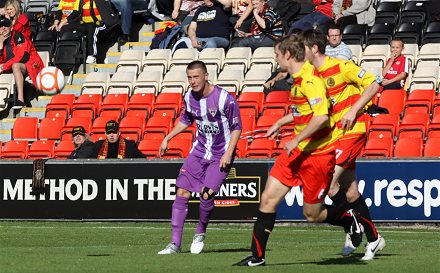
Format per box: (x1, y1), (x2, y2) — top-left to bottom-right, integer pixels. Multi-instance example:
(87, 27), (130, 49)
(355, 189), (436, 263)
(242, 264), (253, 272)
(381, 38), (409, 91)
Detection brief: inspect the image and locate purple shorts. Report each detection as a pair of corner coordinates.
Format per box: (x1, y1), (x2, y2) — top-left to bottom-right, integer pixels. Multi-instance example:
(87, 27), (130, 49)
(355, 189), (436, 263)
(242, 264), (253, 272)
(176, 153), (232, 193)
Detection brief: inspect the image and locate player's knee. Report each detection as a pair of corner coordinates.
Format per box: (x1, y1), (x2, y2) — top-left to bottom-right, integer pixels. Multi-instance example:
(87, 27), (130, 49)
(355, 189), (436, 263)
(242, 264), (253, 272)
(201, 187), (215, 200)
(346, 186), (360, 203)
(303, 211), (320, 223)
(259, 192), (277, 211)
(176, 187), (191, 198)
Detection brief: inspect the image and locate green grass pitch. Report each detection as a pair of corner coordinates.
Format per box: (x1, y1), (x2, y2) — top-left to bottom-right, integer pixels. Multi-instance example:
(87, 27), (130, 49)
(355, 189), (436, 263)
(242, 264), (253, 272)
(0, 221), (439, 273)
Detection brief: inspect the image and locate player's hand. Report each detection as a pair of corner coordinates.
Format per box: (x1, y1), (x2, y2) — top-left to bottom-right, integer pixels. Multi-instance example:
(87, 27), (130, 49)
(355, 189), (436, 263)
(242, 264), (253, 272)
(219, 153), (232, 169)
(341, 109), (356, 130)
(159, 138), (169, 157)
(284, 138), (299, 156)
(264, 123), (280, 139)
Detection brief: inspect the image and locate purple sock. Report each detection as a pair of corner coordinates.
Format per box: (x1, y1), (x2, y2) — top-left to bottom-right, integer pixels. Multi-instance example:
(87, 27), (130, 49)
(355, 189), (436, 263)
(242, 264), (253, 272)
(171, 195), (189, 247)
(196, 197), (214, 234)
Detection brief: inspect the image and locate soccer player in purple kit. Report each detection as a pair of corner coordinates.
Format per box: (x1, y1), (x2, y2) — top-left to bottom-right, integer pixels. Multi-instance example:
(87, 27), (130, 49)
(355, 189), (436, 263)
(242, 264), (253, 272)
(158, 61), (242, 255)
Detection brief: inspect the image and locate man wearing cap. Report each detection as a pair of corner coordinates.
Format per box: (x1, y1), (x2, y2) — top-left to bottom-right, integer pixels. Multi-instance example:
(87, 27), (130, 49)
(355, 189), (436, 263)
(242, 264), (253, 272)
(68, 126), (95, 159)
(0, 17), (44, 109)
(94, 120), (145, 159)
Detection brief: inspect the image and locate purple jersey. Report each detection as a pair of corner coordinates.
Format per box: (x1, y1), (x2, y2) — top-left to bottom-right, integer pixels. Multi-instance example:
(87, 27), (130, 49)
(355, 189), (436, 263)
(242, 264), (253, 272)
(179, 85), (242, 159)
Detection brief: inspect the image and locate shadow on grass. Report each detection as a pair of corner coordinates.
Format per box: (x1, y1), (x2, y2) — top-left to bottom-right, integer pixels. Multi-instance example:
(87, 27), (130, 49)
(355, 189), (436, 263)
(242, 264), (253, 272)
(204, 248), (251, 253)
(266, 253), (393, 266)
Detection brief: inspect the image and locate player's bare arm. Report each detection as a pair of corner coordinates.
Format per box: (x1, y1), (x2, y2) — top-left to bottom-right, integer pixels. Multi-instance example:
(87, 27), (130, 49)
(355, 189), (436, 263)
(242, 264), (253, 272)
(265, 114), (294, 139)
(159, 121), (189, 157)
(219, 129), (241, 168)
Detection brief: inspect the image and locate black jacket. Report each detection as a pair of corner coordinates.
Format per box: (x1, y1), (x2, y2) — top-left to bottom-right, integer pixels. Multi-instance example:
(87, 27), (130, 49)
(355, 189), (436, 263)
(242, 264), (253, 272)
(93, 139), (145, 159)
(68, 140), (95, 159)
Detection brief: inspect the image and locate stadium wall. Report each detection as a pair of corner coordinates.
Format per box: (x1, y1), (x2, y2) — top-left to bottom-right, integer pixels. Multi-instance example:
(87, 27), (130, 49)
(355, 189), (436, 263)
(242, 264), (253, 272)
(0, 159), (439, 222)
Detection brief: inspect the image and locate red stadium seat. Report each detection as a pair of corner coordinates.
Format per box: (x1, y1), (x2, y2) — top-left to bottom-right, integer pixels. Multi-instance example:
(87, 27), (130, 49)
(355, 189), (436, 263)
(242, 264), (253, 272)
(377, 89), (406, 115)
(235, 138), (248, 158)
(12, 117), (38, 140)
(398, 113), (429, 139)
(54, 140), (75, 159)
(427, 113), (440, 139)
(238, 92), (265, 117)
(368, 114), (399, 140)
(424, 138), (440, 157)
(138, 139), (162, 158)
(362, 137), (393, 158)
(61, 117), (92, 140)
(90, 116), (118, 141)
(99, 93), (128, 121)
(403, 89), (435, 116)
(172, 118), (196, 142)
(433, 92), (440, 117)
(254, 115), (283, 136)
(152, 93), (182, 120)
(45, 94), (76, 119)
(162, 138), (192, 158)
(394, 137), (423, 157)
(262, 91), (290, 116)
(2, 140), (28, 159)
(271, 137), (291, 158)
(28, 140), (55, 159)
(71, 94), (102, 119)
(119, 116), (146, 143)
(39, 117), (65, 140)
(143, 116), (173, 139)
(245, 138), (276, 158)
(126, 93), (155, 120)
(240, 114), (256, 139)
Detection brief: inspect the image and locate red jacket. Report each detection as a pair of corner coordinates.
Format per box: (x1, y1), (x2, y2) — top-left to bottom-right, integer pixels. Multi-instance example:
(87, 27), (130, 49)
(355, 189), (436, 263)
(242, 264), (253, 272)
(13, 14), (32, 41)
(0, 31), (44, 87)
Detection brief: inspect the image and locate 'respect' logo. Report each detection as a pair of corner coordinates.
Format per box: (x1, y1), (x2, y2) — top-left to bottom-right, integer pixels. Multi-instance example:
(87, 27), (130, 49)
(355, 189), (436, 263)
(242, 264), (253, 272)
(190, 168), (261, 206)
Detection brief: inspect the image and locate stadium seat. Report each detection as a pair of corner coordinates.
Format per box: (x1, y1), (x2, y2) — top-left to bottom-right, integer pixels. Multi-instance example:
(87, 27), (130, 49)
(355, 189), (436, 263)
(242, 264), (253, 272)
(235, 138), (248, 158)
(107, 71), (137, 95)
(394, 137), (423, 157)
(223, 47), (252, 72)
(99, 93), (129, 120)
(12, 117), (38, 140)
(361, 137), (393, 158)
(170, 48), (199, 68)
(138, 139), (162, 158)
(0, 74), (15, 112)
(271, 137), (291, 158)
(416, 44), (440, 64)
(198, 48), (225, 73)
(360, 44), (390, 67)
(422, 22), (440, 45)
(53, 39), (82, 75)
(27, 140), (55, 159)
(216, 69), (244, 94)
(400, 1), (427, 25)
(37, 51), (50, 67)
(119, 116), (146, 143)
(347, 44), (363, 65)
(143, 116), (173, 139)
(250, 47), (276, 71)
(427, 113), (440, 139)
(398, 113), (430, 139)
(254, 115), (283, 136)
(143, 49), (172, 73)
(367, 23), (394, 45)
(172, 118), (196, 142)
(45, 94), (76, 119)
(262, 91), (290, 116)
(394, 22), (423, 45)
(342, 24), (368, 46)
(378, 89), (406, 115)
(39, 117), (65, 140)
(134, 70), (163, 95)
(409, 63), (439, 92)
(162, 138), (192, 158)
(240, 114), (256, 139)
(245, 138), (276, 158)
(54, 140), (75, 159)
(375, 1), (400, 24)
(402, 43), (419, 69)
(160, 70), (188, 94)
(81, 72), (110, 95)
(90, 116), (119, 141)
(361, 61), (383, 78)
(403, 89), (435, 116)
(71, 94), (102, 119)
(2, 140), (29, 160)
(424, 138), (440, 157)
(152, 93), (182, 120)
(117, 49), (145, 75)
(61, 117), (92, 140)
(33, 31), (58, 58)
(126, 93), (155, 120)
(242, 65), (272, 90)
(368, 114), (399, 140)
(238, 92), (265, 117)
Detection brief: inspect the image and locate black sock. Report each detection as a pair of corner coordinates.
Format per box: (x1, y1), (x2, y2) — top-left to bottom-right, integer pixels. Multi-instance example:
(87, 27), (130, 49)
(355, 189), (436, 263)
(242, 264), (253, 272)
(324, 205), (352, 230)
(330, 188), (350, 210)
(350, 196), (378, 242)
(251, 210), (276, 259)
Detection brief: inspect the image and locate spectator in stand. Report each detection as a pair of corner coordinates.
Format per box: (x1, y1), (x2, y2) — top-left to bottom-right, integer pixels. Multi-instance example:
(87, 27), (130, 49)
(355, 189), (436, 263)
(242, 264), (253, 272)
(186, 0), (231, 49)
(0, 0), (7, 15)
(333, 0), (376, 30)
(289, 0), (333, 32)
(5, 0), (31, 41)
(325, 24), (351, 60)
(68, 126), (95, 159)
(0, 17), (43, 109)
(231, 0), (253, 33)
(110, 0), (149, 45)
(94, 120), (145, 159)
(172, 0), (204, 26)
(231, 0), (282, 51)
(49, 0), (106, 64)
(381, 38), (409, 91)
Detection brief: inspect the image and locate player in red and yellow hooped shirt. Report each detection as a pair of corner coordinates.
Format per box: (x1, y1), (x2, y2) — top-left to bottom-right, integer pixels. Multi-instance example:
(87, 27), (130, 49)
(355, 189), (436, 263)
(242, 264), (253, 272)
(234, 34), (363, 267)
(303, 29), (385, 261)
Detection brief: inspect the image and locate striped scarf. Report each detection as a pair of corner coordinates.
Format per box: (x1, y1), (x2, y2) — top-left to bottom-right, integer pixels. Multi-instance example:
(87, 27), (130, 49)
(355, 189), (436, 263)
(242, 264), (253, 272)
(98, 138), (126, 159)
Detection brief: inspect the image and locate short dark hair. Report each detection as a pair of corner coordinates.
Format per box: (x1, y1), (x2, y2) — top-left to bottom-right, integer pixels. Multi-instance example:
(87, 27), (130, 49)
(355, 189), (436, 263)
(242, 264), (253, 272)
(274, 34), (305, 62)
(303, 29), (326, 54)
(327, 25), (342, 34)
(187, 60), (207, 74)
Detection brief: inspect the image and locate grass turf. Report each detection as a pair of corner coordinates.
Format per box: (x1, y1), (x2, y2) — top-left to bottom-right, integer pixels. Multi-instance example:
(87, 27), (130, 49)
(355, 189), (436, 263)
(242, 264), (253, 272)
(0, 221), (439, 273)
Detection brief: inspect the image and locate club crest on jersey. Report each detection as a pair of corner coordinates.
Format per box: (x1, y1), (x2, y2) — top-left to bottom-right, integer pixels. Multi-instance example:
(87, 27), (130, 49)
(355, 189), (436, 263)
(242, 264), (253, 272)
(357, 69), (366, 78)
(327, 77), (335, 87)
(209, 107), (217, 117)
